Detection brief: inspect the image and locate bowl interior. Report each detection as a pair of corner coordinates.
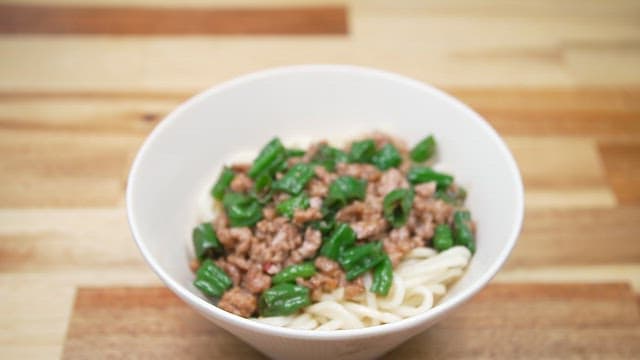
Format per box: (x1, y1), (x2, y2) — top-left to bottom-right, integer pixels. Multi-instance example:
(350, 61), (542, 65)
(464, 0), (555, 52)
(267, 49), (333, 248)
(127, 65), (523, 336)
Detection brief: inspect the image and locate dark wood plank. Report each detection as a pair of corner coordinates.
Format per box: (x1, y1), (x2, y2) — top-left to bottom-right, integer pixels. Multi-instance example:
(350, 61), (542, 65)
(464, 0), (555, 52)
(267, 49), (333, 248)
(599, 143), (640, 205)
(0, 5), (348, 35)
(62, 284), (640, 359)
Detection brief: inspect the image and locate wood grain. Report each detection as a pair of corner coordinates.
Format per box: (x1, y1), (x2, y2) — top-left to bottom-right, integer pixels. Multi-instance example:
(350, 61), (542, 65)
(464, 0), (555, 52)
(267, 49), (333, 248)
(450, 88), (640, 142)
(507, 207), (640, 267)
(1, 1), (639, 358)
(0, 129), (141, 207)
(61, 284), (640, 359)
(2, 88), (637, 139)
(599, 143), (640, 205)
(0, 4), (348, 35)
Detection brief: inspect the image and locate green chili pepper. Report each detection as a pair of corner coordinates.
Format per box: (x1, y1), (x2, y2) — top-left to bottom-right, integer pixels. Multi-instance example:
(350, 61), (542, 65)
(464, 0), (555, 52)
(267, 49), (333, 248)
(223, 192), (263, 227)
(435, 186), (467, 206)
(320, 223), (356, 260)
(433, 224), (454, 251)
(276, 193), (310, 219)
(259, 283), (311, 317)
(372, 143), (402, 170)
(222, 191), (248, 207)
(210, 167), (235, 200)
(407, 166), (454, 190)
(311, 217), (336, 235)
(348, 139), (376, 163)
(250, 173), (273, 204)
(370, 255), (393, 296)
(192, 222), (223, 260)
(383, 188), (414, 228)
(410, 135), (436, 162)
(344, 252), (385, 281)
(326, 176), (367, 208)
(338, 241), (383, 270)
(311, 144), (348, 172)
(272, 163), (315, 195)
(248, 138), (287, 179)
(453, 210), (476, 253)
(193, 259), (232, 298)
(286, 148), (306, 157)
(272, 262), (316, 285)
(338, 241), (386, 281)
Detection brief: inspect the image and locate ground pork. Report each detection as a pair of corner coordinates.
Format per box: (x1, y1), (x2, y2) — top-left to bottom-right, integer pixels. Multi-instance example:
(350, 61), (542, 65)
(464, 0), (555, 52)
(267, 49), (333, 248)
(218, 287), (257, 317)
(215, 258), (243, 286)
(368, 132), (410, 155)
(242, 265), (272, 294)
(229, 173), (253, 192)
(297, 257), (344, 301)
(309, 196), (323, 209)
(226, 254), (250, 271)
(336, 163), (381, 182)
(230, 163), (251, 174)
(413, 197), (454, 225)
(314, 165), (337, 184)
(307, 179), (329, 197)
(414, 181), (437, 198)
(287, 228), (322, 265)
(292, 207), (323, 225)
(301, 141), (327, 163)
(262, 205), (276, 220)
(314, 256), (341, 275)
(383, 226), (424, 266)
(213, 214), (255, 253)
(377, 168), (409, 197)
(287, 156), (303, 167)
(336, 201), (388, 240)
(343, 276), (365, 300)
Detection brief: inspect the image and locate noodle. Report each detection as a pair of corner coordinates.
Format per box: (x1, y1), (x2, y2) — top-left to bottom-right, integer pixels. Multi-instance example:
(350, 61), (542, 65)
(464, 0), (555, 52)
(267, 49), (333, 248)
(253, 245), (471, 330)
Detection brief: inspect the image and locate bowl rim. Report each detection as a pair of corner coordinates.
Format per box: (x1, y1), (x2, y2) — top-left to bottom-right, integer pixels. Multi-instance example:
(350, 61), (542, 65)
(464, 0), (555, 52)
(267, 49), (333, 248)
(126, 64), (525, 340)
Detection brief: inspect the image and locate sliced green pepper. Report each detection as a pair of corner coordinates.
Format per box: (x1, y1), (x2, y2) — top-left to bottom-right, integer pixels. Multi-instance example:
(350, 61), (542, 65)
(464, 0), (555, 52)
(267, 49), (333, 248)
(410, 135), (436, 162)
(192, 222), (223, 260)
(193, 259), (232, 298)
(210, 167), (235, 200)
(272, 262), (316, 285)
(372, 143), (402, 170)
(407, 166), (454, 190)
(383, 188), (414, 228)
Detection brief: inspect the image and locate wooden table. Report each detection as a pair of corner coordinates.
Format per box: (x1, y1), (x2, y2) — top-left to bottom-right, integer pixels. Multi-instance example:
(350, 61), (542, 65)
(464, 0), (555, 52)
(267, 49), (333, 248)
(1, 1), (639, 358)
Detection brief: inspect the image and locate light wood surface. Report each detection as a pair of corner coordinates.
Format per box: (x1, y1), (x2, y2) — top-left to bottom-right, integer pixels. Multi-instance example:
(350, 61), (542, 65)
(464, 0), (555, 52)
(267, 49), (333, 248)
(1, 1), (639, 359)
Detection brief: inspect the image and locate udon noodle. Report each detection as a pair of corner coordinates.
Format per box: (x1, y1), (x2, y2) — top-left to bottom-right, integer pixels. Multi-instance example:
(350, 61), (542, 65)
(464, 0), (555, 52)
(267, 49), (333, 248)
(254, 246), (471, 330)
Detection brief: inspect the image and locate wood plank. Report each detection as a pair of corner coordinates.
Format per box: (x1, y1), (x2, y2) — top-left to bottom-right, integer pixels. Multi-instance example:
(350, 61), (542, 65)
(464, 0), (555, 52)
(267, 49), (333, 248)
(63, 287), (266, 359)
(2, 89), (639, 140)
(0, 97), (181, 135)
(450, 88), (640, 142)
(524, 188), (616, 210)
(506, 137), (608, 188)
(495, 264), (640, 292)
(0, 209), (146, 271)
(506, 206), (640, 268)
(61, 284), (640, 359)
(0, 269), (160, 360)
(0, 130), (142, 207)
(0, 4), (348, 35)
(599, 142), (640, 205)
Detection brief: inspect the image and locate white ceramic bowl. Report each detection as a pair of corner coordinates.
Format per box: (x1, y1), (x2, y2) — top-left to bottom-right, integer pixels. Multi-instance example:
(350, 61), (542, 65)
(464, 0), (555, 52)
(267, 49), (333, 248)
(127, 65), (524, 360)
